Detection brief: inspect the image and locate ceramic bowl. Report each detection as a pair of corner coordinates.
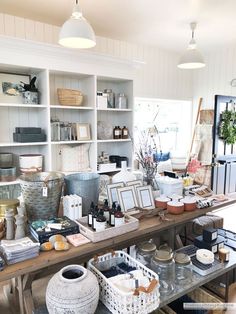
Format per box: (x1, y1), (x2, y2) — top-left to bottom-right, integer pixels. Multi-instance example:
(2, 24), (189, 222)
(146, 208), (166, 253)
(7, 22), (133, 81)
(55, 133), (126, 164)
(181, 197), (197, 211)
(167, 200), (184, 215)
(155, 196), (170, 209)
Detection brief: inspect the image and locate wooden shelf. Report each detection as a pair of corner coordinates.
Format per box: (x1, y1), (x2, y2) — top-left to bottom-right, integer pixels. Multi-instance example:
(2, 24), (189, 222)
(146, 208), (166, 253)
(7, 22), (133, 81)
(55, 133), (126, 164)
(51, 140), (94, 145)
(0, 142), (48, 147)
(0, 103), (47, 108)
(50, 105), (94, 110)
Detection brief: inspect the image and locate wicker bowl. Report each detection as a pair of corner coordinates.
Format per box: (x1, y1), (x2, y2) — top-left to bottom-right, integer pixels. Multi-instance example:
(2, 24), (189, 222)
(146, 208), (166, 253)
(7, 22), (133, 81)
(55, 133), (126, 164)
(57, 88), (83, 106)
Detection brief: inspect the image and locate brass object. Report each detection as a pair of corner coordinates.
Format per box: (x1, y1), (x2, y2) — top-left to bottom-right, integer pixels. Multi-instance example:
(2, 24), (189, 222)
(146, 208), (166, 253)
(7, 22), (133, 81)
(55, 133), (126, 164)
(0, 199), (19, 218)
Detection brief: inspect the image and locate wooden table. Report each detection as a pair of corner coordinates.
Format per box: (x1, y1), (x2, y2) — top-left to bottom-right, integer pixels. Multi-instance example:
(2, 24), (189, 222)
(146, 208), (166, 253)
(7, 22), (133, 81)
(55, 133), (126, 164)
(1, 198), (236, 314)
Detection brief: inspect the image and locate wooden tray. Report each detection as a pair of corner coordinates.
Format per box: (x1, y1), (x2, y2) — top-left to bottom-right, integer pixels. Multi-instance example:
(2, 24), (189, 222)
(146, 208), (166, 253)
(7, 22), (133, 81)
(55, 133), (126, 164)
(76, 215), (139, 243)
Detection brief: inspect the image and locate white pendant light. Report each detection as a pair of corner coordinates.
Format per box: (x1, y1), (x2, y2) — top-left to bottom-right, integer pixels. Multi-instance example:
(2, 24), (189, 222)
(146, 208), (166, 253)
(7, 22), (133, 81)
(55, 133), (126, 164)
(178, 22), (205, 69)
(59, 0), (96, 49)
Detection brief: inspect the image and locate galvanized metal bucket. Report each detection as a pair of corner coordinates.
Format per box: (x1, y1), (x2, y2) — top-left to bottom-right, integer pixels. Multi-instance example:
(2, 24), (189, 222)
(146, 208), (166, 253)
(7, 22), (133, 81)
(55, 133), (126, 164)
(19, 172), (64, 221)
(65, 173), (100, 216)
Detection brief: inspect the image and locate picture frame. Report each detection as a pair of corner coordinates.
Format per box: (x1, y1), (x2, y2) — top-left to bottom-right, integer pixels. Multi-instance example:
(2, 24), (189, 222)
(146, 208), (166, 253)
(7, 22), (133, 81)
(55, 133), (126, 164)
(0, 72), (30, 104)
(136, 185), (155, 210)
(76, 123), (91, 141)
(107, 182), (125, 206)
(126, 180), (143, 188)
(117, 186), (139, 213)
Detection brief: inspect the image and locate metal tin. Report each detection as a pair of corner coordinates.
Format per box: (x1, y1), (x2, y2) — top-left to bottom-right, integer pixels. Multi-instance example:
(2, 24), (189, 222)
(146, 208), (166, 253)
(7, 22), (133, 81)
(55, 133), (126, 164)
(0, 153), (13, 167)
(0, 199), (19, 218)
(0, 167), (16, 182)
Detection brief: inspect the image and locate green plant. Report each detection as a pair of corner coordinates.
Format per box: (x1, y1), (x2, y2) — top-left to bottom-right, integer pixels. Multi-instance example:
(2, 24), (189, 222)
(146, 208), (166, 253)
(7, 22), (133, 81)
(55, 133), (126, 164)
(219, 110), (236, 144)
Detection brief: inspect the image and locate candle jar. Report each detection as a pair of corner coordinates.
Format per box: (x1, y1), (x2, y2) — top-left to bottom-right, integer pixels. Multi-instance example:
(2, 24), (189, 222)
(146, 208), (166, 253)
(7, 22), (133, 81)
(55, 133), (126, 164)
(174, 253), (192, 286)
(151, 250), (175, 295)
(136, 241), (157, 266)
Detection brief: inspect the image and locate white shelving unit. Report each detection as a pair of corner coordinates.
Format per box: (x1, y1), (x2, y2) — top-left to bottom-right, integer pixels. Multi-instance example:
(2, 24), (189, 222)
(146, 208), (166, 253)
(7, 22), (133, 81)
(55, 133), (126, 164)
(0, 38), (134, 182)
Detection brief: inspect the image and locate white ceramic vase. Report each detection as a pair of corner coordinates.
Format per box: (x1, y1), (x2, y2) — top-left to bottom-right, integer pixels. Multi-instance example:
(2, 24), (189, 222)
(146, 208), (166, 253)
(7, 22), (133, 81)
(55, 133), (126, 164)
(112, 161), (136, 184)
(46, 264), (99, 314)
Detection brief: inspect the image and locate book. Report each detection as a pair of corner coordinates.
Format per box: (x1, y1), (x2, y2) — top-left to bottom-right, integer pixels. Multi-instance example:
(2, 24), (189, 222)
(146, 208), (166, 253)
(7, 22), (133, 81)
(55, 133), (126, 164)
(66, 233), (91, 247)
(29, 216), (79, 244)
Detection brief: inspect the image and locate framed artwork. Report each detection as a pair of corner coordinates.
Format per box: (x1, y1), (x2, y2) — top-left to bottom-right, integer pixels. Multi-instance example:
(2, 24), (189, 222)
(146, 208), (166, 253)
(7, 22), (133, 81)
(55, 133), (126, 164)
(126, 180), (143, 188)
(76, 123), (91, 140)
(0, 72), (30, 103)
(117, 186), (138, 213)
(107, 182), (125, 206)
(136, 185), (155, 209)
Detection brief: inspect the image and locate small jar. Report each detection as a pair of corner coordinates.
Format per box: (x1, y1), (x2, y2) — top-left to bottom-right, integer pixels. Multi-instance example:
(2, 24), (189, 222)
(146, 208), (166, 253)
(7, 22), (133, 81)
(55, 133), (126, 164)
(151, 250), (175, 295)
(96, 215), (106, 231)
(114, 205), (125, 227)
(116, 93), (127, 109)
(174, 253), (192, 286)
(136, 241), (157, 266)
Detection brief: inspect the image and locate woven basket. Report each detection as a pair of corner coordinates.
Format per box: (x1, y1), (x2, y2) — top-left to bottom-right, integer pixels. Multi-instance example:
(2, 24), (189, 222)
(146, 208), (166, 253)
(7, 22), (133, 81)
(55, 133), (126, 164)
(88, 250), (160, 314)
(19, 172), (64, 221)
(57, 88), (83, 106)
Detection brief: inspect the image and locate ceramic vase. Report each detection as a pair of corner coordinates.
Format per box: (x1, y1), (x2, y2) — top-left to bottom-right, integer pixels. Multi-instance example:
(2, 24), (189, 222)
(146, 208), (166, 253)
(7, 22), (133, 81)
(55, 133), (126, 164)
(112, 160), (136, 184)
(46, 264), (99, 314)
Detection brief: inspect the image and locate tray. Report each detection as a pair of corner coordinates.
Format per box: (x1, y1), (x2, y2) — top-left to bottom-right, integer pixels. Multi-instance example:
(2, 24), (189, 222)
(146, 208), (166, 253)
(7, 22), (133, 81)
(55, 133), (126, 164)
(76, 215), (139, 243)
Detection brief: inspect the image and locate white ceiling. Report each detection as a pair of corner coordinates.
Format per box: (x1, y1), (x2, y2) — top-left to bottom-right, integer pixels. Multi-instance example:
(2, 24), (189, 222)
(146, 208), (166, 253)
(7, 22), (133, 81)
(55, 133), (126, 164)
(1, 0), (236, 53)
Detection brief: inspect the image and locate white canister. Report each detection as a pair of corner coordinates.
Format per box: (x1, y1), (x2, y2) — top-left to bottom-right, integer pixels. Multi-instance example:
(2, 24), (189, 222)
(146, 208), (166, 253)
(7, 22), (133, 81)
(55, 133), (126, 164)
(19, 154), (43, 174)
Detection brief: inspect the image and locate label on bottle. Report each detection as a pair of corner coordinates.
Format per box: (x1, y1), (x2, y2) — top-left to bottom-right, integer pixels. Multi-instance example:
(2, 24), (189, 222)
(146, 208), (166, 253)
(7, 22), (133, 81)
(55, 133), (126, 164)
(110, 214), (115, 225)
(88, 214), (92, 225)
(115, 130), (119, 136)
(123, 130), (128, 136)
(115, 216), (125, 227)
(93, 217), (97, 229)
(96, 221), (106, 232)
(104, 211), (110, 222)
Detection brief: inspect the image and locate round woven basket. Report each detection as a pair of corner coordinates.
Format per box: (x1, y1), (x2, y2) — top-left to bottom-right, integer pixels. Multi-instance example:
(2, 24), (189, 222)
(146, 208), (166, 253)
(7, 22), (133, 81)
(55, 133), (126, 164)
(19, 172), (65, 221)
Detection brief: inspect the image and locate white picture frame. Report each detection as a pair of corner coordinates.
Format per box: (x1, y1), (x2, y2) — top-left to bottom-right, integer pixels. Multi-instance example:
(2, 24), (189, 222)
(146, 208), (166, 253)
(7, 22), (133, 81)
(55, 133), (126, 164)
(117, 186), (138, 213)
(107, 182), (125, 206)
(76, 123), (91, 141)
(136, 185), (155, 209)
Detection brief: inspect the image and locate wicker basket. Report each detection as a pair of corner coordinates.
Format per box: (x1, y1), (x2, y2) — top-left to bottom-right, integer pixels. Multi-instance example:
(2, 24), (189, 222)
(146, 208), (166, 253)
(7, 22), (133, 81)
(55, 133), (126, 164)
(88, 250), (160, 314)
(57, 88), (83, 106)
(19, 172), (64, 221)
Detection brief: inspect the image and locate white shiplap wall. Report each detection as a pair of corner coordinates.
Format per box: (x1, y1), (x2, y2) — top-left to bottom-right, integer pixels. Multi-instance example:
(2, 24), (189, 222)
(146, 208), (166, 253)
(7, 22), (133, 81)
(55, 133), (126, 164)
(193, 45), (236, 109)
(0, 13), (192, 101)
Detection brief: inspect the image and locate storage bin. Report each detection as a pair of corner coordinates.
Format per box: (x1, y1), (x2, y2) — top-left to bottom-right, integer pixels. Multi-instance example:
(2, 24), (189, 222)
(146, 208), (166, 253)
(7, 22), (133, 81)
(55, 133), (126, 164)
(19, 172), (64, 221)
(0, 167), (16, 182)
(0, 153), (13, 167)
(88, 250), (160, 314)
(19, 154), (43, 174)
(57, 88), (83, 106)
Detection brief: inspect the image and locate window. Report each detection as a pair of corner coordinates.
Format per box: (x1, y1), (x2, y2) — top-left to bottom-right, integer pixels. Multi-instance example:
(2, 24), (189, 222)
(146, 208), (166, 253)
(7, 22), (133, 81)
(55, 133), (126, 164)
(134, 97), (192, 156)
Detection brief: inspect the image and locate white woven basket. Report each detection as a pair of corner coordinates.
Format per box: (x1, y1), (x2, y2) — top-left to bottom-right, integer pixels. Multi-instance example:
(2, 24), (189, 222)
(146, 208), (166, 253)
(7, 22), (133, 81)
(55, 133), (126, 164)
(88, 250), (160, 314)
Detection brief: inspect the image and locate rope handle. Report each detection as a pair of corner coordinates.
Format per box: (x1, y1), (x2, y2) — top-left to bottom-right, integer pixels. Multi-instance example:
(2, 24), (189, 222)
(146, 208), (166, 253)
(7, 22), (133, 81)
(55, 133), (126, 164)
(43, 174), (53, 187)
(93, 249), (116, 263)
(133, 279), (158, 296)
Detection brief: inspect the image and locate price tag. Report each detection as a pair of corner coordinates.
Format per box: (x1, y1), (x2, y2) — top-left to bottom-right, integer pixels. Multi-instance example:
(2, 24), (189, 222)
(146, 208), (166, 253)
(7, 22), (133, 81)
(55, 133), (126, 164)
(42, 187), (48, 197)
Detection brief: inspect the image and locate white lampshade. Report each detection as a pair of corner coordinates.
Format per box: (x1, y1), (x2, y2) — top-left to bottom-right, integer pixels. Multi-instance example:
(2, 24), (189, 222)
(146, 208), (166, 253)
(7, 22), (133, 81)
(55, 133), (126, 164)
(178, 22), (205, 70)
(178, 47), (205, 69)
(59, 3), (96, 49)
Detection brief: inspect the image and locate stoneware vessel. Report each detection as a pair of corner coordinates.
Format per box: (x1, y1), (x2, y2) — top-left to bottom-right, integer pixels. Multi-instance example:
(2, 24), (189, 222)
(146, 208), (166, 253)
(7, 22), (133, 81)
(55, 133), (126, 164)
(46, 264), (99, 314)
(155, 195), (170, 209)
(181, 196), (197, 212)
(167, 200), (184, 215)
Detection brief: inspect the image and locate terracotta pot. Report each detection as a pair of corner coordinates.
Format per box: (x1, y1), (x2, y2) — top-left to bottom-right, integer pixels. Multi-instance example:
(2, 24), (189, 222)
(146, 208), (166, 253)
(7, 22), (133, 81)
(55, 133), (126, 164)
(155, 196), (170, 209)
(181, 197), (197, 212)
(167, 201), (184, 215)
(46, 264), (99, 314)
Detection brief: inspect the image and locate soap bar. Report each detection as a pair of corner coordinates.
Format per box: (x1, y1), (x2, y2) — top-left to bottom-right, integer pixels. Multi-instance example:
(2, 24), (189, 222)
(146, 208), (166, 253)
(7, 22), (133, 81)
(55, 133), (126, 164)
(49, 234), (67, 245)
(40, 242), (53, 251)
(54, 241), (70, 251)
(196, 249), (214, 264)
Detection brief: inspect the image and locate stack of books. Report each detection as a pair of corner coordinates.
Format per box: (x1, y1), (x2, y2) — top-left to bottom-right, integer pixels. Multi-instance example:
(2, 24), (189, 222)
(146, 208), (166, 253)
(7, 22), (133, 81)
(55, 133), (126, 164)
(0, 237), (40, 264)
(29, 216), (79, 244)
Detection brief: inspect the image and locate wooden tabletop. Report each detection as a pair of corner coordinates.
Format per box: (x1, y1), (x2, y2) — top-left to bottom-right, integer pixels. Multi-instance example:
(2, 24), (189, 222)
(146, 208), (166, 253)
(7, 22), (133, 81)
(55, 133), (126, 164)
(1, 198), (235, 282)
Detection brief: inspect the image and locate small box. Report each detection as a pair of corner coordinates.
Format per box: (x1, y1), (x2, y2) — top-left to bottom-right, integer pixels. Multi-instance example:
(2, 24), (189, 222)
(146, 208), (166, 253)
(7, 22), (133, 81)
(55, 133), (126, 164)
(194, 235), (225, 253)
(203, 227), (218, 242)
(96, 91), (108, 109)
(97, 163), (116, 172)
(15, 127), (42, 134)
(13, 133), (46, 143)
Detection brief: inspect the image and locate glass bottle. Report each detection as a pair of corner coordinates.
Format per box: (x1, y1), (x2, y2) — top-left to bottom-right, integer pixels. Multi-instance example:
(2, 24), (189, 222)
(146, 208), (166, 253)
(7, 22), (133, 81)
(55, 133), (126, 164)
(109, 202), (116, 226)
(121, 126), (129, 139)
(104, 89), (115, 108)
(87, 201), (94, 227)
(174, 253), (192, 286)
(96, 209), (107, 231)
(116, 93), (127, 109)
(136, 241), (157, 266)
(117, 126), (122, 139)
(103, 199), (110, 222)
(92, 205), (99, 231)
(151, 250), (175, 296)
(114, 205), (125, 227)
(113, 126), (120, 139)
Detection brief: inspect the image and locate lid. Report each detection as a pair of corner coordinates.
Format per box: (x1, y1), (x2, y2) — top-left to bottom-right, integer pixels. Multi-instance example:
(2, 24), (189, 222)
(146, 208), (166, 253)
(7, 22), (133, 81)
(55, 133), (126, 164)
(138, 241), (157, 254)
(167, 200), (184, 207)
(0, 199), (19, 208)
(174, 253), (191, 265)
(152, 249), (173, 262)
(181, 196), (196, 204)
(158, 243), (172, 253)
(118, 93), (125, 97)
(155, 195), (170, 202)
(104, 89), (112, 93)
